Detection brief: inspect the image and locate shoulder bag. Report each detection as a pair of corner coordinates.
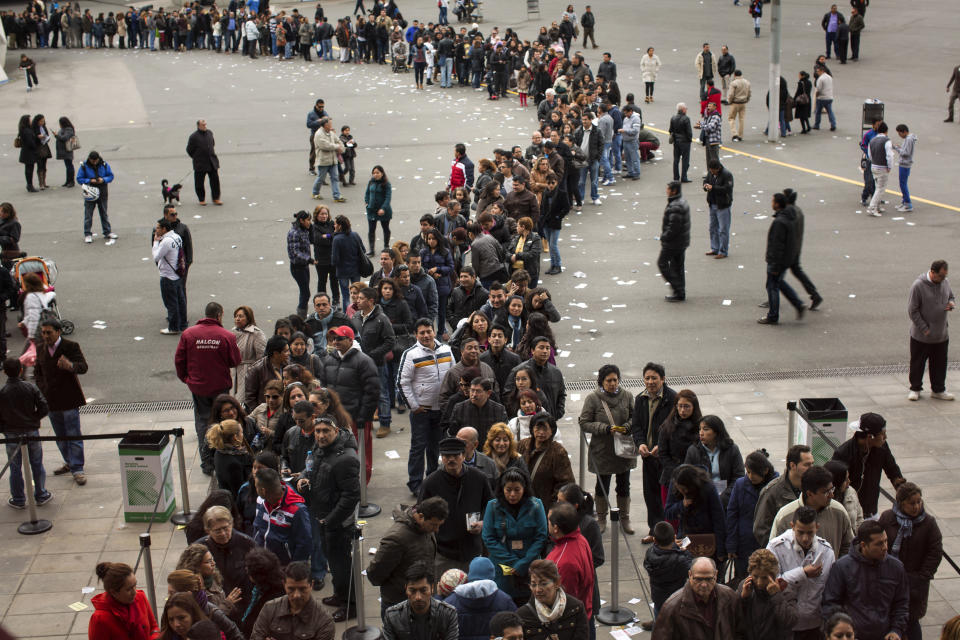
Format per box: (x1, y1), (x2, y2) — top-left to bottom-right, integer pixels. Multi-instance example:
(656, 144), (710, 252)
(599, 391), (637, 459)
(356, 234), (374, 277)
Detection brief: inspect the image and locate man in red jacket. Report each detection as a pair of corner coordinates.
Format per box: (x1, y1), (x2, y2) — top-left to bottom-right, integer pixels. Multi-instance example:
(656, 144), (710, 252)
(546, 501), (596, 621)
(175, 302), (241, 474)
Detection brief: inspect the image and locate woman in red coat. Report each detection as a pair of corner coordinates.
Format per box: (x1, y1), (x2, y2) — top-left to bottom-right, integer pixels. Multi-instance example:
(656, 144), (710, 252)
(88, 562), (158, 640)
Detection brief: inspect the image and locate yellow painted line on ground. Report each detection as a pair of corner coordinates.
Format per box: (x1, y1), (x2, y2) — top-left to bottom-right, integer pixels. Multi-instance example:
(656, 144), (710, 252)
(645, 125), (960, 213)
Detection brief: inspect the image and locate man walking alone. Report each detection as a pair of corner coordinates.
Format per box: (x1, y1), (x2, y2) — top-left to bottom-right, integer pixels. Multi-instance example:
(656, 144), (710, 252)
(907, 260), (955, 401)
(186, 119), (222, 206)
(659, 181), (690, 303)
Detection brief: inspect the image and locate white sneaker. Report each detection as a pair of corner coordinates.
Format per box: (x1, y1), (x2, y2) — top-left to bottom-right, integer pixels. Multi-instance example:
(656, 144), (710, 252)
(908, 390), (920, 401)
(932, 391), (955, 401)
(592, 199), (602, 205)
(868, 211), (882, 217)
(160, 328), (180, 335)
(107, 233), (118, 239)
(84, 236), (93, 244)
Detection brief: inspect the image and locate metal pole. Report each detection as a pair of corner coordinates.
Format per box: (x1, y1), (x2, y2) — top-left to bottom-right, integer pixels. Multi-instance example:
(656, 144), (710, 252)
(17, 440), (52, 535)
(342, 523), (382, 640)
(786, 401), (798, 448)
(595, 508), (635, 625)
(578, 430), (587, 488)
(357, 422), (380, 518)
(170, 429), (194, 525)
(767, 0), (782, 142)
(139, 533), (158, 622)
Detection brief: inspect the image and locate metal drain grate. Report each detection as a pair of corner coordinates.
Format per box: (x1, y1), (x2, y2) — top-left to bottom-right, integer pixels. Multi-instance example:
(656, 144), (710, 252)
(79, 400), (195, 415)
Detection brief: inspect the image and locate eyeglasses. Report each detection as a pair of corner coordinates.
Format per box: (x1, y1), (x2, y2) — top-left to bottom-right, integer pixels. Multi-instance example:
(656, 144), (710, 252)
(208, 525), (231, 535)
(529, 580), (554, 590)
(690, 576), (717, 583)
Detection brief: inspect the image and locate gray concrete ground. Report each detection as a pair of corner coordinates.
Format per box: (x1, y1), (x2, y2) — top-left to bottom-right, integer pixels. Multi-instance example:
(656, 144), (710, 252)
(0, 0), (959, 636)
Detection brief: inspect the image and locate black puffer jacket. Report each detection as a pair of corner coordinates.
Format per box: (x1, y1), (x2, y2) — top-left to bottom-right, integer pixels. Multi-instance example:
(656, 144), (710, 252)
(660, 194), (691, 250)
(350, 304), (396, 366)
(301, 432), (360, 528)
(379, 295), (414, 337)
(320, 345), (380, 423)
(765, 207), (798, 269)
(366, 506), (438, 606)
(644, 544), (693, 609)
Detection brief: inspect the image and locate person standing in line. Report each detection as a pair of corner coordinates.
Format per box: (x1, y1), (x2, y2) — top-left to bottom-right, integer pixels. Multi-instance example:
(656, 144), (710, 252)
(76, 151), (117, 244)
(703, 159), (734, 259)
(894, 124), (917, 212)
(694, 43), (718, 102)
(580, 5), (597, 48)
(821, 4), (845, 59)
(153, 217), (188, 334)
(35, 318), (88, 486)
(306, 99), (328, 176)
(848, 7), (864, 60)
(0, 358), (54, 508)
(640, 47), (661, 103)
(866, 121), (893, 217)
(907, 259), (955, 401)
(632, 363), (676, 541)
(54, 117), (77, 187)
(186, 119), (222, 206)
(619, 104), (642, 180)
(175, 302), (242, 475)
(758, 192), (804, 325)
(945, 63), (960, 123)
(658, 181), (690, 302)
(287, 211), (315, 318)
(813, 65), (837, 132)
(727, 70), (751, 142)
(717, 45), (736, 104)
(668, 103), (693, 183)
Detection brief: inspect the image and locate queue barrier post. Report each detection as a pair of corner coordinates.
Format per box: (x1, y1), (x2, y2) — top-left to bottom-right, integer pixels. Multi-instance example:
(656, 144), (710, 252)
(139, 533), (158, 621)
(343, 521), (382, 640)
(786, 401), (798, 451)
(357, 422), (380, 518)
(596, 507), (635, 626)
(170, 428), (194, 526)
(17, 438), (53, 536)
(578, 429), (587, 489)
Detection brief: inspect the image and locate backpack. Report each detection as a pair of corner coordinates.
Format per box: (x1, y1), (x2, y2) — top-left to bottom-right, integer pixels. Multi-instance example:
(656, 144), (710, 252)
(163, 237), (187, 278)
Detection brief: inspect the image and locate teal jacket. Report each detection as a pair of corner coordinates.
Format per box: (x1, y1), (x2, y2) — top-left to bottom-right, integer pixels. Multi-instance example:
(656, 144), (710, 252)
(481, 496), (549, 597)
(364, 179), (392, 221)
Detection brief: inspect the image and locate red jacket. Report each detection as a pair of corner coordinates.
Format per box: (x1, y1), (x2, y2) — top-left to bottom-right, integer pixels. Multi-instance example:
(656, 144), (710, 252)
(547, 529), (595, 619)
(88, 590), (158, 640)
(700, 87), (723, 117)
(175, 318), (242, 397)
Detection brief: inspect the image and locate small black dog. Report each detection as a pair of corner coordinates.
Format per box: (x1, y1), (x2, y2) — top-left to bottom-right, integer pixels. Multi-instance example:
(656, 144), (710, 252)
(162, 179), (182, 204)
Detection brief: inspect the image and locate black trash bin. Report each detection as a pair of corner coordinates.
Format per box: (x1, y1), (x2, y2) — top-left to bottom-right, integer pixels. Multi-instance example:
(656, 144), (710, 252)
(796, 398), (848, 464)
(118, 431), (176, 523)
(862, 99), (884, 130)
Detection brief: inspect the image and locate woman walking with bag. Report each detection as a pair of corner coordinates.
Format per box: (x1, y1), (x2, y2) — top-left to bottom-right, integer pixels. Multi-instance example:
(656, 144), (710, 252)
(578, 363), (636, 534)
(330, 214), (366, 311)
(55, 116), (78, 187)
(364, 165), (393, 253)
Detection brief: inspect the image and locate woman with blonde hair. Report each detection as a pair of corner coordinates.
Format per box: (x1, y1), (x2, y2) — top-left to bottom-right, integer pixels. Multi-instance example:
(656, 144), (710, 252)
(483, 422), (529, 478)
(205, 420), (253, 499)
(165, 570), (243, 640)
(232, 305), (266, 402)
(176, 544), (239, 618)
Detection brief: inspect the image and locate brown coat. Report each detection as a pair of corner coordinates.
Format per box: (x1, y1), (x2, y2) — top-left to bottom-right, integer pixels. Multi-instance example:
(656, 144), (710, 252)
(518, 437), (574, 512)
(878, 509), (943, 620)
(651, 582), (740, 640)
(35, 338), (88, 412)
(250, 595), (335, 640)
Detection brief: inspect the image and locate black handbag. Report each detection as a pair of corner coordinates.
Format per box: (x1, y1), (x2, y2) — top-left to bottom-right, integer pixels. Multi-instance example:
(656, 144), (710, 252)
(357, 236), (374, 277)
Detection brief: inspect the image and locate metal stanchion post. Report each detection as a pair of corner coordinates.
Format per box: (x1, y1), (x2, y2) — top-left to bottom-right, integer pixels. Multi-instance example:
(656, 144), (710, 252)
(357, 423), (380, 518)
(139, 533), (158, 621)
(579, 429), (587, 488)
(17, 439), (52, 535)
(786, 401), (798, 449)
(170, 429), (194, 525)
(596, 507), (635, 625)
(343, 522), (382, 640)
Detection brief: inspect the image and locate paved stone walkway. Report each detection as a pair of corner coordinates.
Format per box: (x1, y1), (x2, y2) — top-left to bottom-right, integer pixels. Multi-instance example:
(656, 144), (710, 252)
(1, 372), (958, 638)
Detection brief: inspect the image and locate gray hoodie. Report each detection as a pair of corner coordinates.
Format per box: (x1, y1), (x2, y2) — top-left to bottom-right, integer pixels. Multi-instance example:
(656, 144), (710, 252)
(896, 133), (917, 168)
(908, 271), (955, 343)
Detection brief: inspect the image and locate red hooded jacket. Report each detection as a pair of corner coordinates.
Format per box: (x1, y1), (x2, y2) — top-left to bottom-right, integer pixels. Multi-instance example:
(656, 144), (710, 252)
(88, 590), (158, 640)
(175, 317), (242, 397)
(547, 528), (595, 619)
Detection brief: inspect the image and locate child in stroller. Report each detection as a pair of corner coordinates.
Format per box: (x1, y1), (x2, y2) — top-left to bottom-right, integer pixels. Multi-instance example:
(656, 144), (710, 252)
(391, 40), (409, 72)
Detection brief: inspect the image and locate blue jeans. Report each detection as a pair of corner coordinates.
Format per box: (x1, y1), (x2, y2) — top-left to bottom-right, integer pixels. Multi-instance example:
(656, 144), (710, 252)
(579, 160), (600, 201)
(709, 204), (731, 255)
(83, 196), (111, 236)
(825, 31), (838, 57)
(600, 142), (613, 181)
(321, 39), (333, 60)
(623, 140), (641, 178)
(472, 69), (482, 88)
(84, 32), (92, 47)
(438, 6), (448, 24)
(290, 263), (311, 312)
(310, 517), (328, 581)
(407, 409), (443, 492)
(543, 227), (561, 268)
(313, 164), (341, 199)
(149, 30), (156, 49)
(765, 264), (803, 321)
(899, 166), (911, 205)
(610, 133), (623, 171)
(440, 57), (453, 87)
(48, 409), (85, 473)
(378, 362), (395, 427)
(814, 98), (836, 129)
(271, 33), (277, 55)
(284, 41), (293, 59)
(160, 277), (188, 332)
(5, 431), (49, 505)
(337, 276), (359, 312)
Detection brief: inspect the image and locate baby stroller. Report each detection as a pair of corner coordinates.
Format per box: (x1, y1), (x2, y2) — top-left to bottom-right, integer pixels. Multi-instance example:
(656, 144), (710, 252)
(13, 256), (75, 335)
(454, 0), (476, 22)
(391, 40), (409, 72)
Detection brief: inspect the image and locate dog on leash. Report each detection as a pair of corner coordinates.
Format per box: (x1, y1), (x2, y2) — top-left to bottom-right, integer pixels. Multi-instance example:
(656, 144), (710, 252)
(161, 179), (182, 205)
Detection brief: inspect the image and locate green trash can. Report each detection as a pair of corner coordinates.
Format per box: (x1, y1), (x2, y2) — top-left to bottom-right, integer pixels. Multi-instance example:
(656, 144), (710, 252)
(118, 431), (176, 523)
(796, 398), (848, 464)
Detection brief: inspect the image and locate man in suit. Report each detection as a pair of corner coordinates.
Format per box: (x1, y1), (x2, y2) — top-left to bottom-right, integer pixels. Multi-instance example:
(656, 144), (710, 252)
(35, 318), (89, 486)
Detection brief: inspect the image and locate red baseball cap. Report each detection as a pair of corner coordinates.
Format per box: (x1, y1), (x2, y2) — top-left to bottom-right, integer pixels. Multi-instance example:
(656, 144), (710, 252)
(328, 325), (355, 340)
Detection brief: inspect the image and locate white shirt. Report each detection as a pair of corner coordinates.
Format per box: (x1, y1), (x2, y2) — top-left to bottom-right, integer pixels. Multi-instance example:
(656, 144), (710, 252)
(152, 231), (183, 280)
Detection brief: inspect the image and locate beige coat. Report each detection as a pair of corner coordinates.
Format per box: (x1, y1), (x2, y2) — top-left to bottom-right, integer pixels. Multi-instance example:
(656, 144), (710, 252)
(232, 325), (266, 401)
(640, 53), (662, 83)
(694, 51), (719, 80)
(728, 77), (752, 104)
(772, 495), (854, 557)
(578, 388), (636, 475)
(313, 127), (342, 168)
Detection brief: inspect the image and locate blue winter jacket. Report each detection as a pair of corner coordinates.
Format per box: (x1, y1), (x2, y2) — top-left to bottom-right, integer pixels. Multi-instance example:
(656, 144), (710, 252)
(725, 472), (778, 558)
(331, 230), (364, 279)
(664, 478), (727, 556)
(420, 248), (456, 296)
(444, 579), (517, 640)
(481, 497), (549, 596)
(252, 484), (313, 565)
